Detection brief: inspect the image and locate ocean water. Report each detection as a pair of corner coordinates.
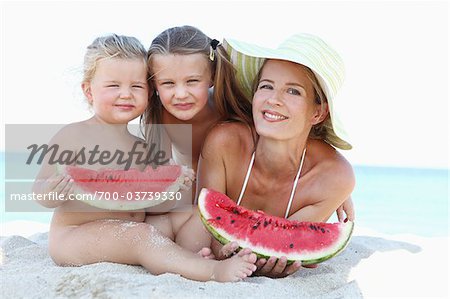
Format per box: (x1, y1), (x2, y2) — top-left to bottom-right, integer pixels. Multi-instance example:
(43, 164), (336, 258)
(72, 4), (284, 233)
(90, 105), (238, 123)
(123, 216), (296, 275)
(1, 152), (448, 237)
(350, 165), (448, 237)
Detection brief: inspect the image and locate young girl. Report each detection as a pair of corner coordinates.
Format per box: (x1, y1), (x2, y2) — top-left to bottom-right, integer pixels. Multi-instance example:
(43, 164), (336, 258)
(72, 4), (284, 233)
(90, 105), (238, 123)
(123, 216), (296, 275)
(175, 33), (356, 278)
(33, 33), (257, 282)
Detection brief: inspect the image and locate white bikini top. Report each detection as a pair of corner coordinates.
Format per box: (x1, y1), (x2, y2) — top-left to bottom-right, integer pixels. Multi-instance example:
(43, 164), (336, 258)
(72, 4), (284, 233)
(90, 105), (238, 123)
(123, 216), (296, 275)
(236, 148), (307, 219)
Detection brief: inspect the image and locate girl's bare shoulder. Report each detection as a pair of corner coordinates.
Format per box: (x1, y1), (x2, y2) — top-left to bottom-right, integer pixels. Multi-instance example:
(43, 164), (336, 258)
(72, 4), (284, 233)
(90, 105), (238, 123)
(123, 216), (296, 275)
(46, 121), (88, 147)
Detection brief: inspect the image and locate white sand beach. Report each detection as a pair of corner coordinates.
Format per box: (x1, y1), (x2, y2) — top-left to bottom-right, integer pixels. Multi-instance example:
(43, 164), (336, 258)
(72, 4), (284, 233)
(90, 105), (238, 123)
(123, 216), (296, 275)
(0, 222), (448, 298)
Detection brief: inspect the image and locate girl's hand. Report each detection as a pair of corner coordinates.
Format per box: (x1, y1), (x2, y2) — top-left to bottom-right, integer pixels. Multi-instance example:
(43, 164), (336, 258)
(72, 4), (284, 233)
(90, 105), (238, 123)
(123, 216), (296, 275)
(336, 197), (355, 222)
(179, 165), (196, 191)
(34, 173), (74, 207)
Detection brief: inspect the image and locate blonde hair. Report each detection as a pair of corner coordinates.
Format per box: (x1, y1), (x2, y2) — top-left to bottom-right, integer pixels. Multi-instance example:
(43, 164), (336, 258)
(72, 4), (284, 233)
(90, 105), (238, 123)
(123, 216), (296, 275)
(143, 25), (253, 128)
(252, 60), (329, 141)
(82, 34), (148, 84)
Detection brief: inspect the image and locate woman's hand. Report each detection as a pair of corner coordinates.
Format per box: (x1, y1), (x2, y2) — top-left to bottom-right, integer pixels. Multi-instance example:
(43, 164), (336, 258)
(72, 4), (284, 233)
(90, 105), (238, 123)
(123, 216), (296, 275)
(335, 197), (355, 222)
(216, 241), (309, 278)
(253, 256), (305, 278)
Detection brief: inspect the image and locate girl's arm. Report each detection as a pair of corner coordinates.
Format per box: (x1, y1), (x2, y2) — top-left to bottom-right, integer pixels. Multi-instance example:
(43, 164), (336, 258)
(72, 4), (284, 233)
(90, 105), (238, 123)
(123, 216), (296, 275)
(175, 125), (230, 252)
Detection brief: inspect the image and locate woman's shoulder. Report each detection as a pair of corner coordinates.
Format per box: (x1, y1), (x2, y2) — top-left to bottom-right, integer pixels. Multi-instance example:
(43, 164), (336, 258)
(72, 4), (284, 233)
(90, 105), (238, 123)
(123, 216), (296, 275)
(308, 139), (355, 186)
(202, 121), (254, 155)
(208, 121), (252, 142)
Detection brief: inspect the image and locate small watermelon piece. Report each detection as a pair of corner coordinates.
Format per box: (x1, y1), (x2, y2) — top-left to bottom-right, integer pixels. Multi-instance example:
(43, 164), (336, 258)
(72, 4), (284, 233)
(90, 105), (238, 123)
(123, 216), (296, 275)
(198, 188), (354, 265)
(63, 165), (189, 211)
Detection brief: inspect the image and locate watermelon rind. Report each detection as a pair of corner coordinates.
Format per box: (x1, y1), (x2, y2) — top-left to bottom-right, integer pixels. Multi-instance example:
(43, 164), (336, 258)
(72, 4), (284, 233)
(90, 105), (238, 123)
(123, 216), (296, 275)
(58, 164), (189, 211)
(198, 188), (354, 266)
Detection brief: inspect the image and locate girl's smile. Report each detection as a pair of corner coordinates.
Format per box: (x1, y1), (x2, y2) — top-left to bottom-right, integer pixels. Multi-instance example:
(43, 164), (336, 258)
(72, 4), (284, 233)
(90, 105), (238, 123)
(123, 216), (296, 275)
(173, 102), (195, 111)
(83, 58), (149, 124)
(151, 53), (212, 121)
(114, 103), (136, 110)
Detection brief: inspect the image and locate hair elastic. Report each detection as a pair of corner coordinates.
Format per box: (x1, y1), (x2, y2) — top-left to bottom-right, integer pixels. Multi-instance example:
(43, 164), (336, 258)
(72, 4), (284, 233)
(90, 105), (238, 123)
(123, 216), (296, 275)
(210, 39), (220, 50)
(209, 39), (220, 61)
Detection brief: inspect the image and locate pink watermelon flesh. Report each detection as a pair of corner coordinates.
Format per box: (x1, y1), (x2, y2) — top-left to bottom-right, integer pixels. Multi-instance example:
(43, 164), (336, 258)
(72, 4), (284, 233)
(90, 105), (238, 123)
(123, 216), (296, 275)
(64, 165), (186, 210)
(198, 188), (354, 265)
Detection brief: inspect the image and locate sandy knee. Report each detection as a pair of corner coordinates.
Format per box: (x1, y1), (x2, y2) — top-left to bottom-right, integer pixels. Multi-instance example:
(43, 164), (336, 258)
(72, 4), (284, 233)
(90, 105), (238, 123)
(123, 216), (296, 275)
(144, 214), (174, 240)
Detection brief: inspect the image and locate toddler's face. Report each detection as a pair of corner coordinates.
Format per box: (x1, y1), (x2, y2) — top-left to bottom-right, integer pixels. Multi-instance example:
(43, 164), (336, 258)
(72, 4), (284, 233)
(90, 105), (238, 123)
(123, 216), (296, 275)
(84, 58), (149, 124)
(151, 53), (212, 121)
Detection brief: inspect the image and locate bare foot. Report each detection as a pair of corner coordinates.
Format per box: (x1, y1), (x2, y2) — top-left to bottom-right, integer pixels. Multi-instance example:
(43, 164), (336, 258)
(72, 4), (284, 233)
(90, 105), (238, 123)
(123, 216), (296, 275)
(211, 248), (257, 282)
(197, 247), (215, 259)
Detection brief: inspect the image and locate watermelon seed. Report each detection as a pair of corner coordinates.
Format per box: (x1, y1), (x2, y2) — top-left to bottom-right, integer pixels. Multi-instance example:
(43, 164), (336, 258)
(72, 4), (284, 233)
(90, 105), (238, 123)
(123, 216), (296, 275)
(252, 223), (260, 229)
(216, 216), (221, 220)
(309, 224), (314, 230)
(289, 243), (294, 248)
(263, 220), (269, 227)
(321, 228), (325, 233)
(232, 208), (240, 215)
(231, 220), (235, 224)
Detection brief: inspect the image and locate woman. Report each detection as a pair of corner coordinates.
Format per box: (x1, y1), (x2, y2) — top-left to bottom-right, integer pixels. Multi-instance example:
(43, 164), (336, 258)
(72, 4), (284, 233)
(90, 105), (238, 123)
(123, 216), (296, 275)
(176, 33), (355, 277)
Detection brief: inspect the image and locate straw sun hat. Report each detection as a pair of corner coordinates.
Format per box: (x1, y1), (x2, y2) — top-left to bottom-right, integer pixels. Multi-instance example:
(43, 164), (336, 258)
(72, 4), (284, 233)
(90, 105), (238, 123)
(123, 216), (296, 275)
(223, 33), (352, 150)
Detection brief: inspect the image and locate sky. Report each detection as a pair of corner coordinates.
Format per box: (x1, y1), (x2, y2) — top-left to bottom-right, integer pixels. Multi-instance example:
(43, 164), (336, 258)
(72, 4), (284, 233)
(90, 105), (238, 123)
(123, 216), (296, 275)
(1, 0), (449, 169)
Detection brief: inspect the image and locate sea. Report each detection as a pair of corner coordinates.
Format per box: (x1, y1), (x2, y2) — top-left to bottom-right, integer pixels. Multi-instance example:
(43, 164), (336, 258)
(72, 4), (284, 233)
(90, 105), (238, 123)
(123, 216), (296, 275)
(1, 151), (448, 237)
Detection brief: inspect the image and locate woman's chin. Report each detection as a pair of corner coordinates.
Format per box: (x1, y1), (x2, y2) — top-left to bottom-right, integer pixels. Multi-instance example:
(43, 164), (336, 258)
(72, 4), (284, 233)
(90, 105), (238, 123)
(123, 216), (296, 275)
(255, 126), (286, 140)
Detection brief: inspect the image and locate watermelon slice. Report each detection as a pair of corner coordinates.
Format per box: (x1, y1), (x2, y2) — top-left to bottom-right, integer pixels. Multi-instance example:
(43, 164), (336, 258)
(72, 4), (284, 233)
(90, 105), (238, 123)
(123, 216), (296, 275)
(63, 165), (189, 210)
(198, 188), (354, 265)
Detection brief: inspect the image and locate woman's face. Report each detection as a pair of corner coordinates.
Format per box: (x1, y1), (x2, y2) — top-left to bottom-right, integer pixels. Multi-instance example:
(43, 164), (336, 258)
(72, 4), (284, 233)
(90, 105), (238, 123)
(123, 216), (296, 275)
(151, 53), (212, 121)
(252, 59), (322, 140)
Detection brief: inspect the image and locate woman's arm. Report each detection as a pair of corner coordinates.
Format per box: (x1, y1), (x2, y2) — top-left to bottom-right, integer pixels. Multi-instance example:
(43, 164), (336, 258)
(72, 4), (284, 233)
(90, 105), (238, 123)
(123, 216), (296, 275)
(253, 157), (355, 277)
(336, 197), (355, 222)
(288, 159), (355, 222)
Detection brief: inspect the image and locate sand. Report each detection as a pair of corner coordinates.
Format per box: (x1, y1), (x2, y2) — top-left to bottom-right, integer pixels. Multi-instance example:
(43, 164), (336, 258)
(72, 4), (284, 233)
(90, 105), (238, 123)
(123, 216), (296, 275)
(0, 222), (448, 298)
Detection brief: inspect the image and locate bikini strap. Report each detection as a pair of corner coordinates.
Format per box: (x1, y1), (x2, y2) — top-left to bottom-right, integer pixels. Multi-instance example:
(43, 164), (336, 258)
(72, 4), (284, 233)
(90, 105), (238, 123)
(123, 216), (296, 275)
(237, 147), (306, 219)
(284, 148), (306, 218)
(236, 151), (255, 206)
